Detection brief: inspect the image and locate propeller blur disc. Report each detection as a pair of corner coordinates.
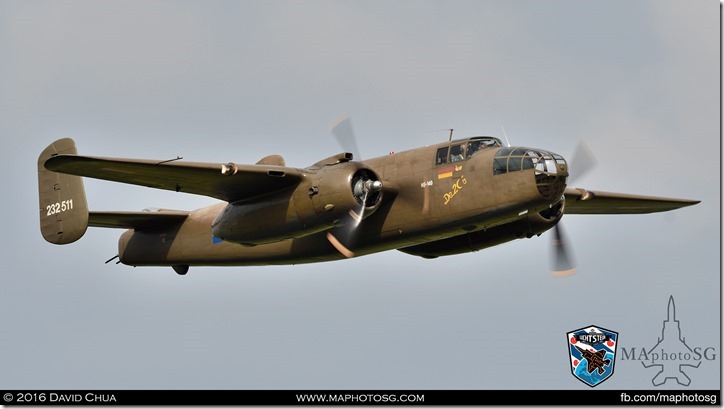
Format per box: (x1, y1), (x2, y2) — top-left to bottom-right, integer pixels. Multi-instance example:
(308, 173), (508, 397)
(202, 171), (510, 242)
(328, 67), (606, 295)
(329, 112), (362, 160)
(569, 140), (597, 183)
(551, 224), (576, 277)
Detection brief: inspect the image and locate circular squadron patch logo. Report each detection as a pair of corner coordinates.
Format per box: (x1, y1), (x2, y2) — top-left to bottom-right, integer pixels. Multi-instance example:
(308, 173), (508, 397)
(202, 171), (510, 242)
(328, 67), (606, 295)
(567, 325), (618, 387)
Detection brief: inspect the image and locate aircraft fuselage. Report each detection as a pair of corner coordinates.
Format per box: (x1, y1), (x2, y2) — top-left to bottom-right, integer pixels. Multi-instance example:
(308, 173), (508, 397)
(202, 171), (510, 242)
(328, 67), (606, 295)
(117, 139), (569, 267)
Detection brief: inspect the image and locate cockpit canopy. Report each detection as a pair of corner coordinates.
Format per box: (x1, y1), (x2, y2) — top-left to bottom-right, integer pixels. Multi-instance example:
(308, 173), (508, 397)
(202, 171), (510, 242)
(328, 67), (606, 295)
(435, 136), (503, 165)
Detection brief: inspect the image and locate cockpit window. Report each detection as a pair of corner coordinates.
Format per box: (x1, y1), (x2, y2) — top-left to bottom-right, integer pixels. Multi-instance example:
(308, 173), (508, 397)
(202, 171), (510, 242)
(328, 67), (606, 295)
(436, 136), (503, 165)
(467, 137), (502, 159)
(467, 140), (482, 158)
(449, 144), (465, 163)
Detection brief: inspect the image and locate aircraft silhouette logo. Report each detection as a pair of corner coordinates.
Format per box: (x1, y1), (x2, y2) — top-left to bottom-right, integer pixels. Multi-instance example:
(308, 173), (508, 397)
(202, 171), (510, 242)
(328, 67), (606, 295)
(641, 296), (701, 386)
(567, 325), (618, 387)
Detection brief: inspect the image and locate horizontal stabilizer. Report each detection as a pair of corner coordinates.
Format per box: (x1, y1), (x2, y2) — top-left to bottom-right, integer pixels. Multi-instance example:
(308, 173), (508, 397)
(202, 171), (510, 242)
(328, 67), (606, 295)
(564, 188), (700, 214)
(89, 210), (189, 229)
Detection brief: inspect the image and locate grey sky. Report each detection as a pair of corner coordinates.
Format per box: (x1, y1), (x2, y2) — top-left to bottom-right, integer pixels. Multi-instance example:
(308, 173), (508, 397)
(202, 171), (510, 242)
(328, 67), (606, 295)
(0, 0), (719, 390)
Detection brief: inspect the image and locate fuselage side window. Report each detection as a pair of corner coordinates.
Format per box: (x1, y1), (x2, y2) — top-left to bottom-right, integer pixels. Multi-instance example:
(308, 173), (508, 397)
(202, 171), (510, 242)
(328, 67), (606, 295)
(436, 147), (449, 165)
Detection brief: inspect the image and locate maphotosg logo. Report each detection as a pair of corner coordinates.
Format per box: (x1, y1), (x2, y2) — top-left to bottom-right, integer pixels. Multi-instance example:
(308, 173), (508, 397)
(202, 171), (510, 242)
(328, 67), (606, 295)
(566, 325), (618, 387)
(620, 296), (717, 386)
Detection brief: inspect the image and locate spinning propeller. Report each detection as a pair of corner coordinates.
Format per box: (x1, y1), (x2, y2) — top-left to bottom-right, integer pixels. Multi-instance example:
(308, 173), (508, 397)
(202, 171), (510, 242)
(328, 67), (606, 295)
(326, 114), (383, 258)
(551, 140), (597, 277)
(329, 113), (362, 162)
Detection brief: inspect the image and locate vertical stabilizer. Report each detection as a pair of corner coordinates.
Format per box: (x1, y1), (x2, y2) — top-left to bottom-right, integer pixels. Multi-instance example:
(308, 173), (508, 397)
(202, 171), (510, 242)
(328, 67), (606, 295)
(37, 138), (89, 244)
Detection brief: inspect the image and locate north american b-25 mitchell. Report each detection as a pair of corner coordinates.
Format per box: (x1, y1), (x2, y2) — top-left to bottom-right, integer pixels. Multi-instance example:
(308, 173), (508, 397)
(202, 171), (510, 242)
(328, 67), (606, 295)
(38, 119), (699, 275)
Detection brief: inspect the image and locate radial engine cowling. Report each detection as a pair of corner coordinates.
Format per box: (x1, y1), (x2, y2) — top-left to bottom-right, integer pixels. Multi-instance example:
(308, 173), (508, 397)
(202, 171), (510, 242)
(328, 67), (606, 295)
(211, 162), (382, 246)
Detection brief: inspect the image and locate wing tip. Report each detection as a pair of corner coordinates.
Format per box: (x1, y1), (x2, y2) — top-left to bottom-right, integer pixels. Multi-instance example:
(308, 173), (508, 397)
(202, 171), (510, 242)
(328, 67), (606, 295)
(564, 188), (701, 214)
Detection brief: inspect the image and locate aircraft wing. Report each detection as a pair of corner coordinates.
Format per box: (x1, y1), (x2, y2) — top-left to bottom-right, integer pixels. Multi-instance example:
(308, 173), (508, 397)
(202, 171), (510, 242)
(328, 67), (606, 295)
(89, 210), (189, 229)
(44, 155), (305, 202)
(564, 188), (700, 214)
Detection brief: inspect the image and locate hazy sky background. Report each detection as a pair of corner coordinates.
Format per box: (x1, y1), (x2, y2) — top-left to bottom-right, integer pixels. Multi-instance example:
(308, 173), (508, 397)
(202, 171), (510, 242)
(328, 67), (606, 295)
(0, 0), (719, 390)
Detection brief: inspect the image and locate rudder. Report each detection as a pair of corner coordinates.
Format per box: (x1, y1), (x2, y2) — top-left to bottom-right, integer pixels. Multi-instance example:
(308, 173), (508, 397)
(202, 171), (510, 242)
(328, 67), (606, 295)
(38, 138), (89, 244)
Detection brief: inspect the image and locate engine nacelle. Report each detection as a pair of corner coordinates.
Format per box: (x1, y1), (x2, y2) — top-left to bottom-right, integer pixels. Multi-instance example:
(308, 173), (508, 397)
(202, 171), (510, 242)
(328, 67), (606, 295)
(211, 162), (382, 246)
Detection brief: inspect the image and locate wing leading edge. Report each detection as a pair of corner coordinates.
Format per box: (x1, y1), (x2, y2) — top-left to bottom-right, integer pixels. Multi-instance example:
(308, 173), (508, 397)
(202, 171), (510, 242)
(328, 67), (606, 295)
(564, 188), (700, 214)
(44, 155), (305, 203)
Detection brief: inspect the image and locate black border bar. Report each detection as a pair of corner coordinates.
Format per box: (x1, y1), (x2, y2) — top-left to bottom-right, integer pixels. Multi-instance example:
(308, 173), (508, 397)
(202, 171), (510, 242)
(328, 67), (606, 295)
(0, 390), (721, 405)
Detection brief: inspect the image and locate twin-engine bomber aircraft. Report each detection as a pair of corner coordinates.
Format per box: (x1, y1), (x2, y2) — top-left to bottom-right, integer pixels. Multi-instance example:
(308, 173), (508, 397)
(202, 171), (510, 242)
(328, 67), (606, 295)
(38, 128), (699, 275)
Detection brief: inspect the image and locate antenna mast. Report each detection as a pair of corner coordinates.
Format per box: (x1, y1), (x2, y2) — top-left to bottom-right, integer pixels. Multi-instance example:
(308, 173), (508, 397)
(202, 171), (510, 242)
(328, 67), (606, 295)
(448, 128), (454, 142)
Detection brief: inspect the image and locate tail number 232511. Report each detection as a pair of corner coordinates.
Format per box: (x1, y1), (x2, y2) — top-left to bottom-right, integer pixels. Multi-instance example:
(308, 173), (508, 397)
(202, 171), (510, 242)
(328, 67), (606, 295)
(46, 199), (74, 216)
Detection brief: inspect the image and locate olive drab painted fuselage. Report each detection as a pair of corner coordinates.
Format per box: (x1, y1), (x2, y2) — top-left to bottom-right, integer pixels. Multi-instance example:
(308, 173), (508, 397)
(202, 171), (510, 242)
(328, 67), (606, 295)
(117, 138), (564, 266)
(37, 136), (699, 272)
